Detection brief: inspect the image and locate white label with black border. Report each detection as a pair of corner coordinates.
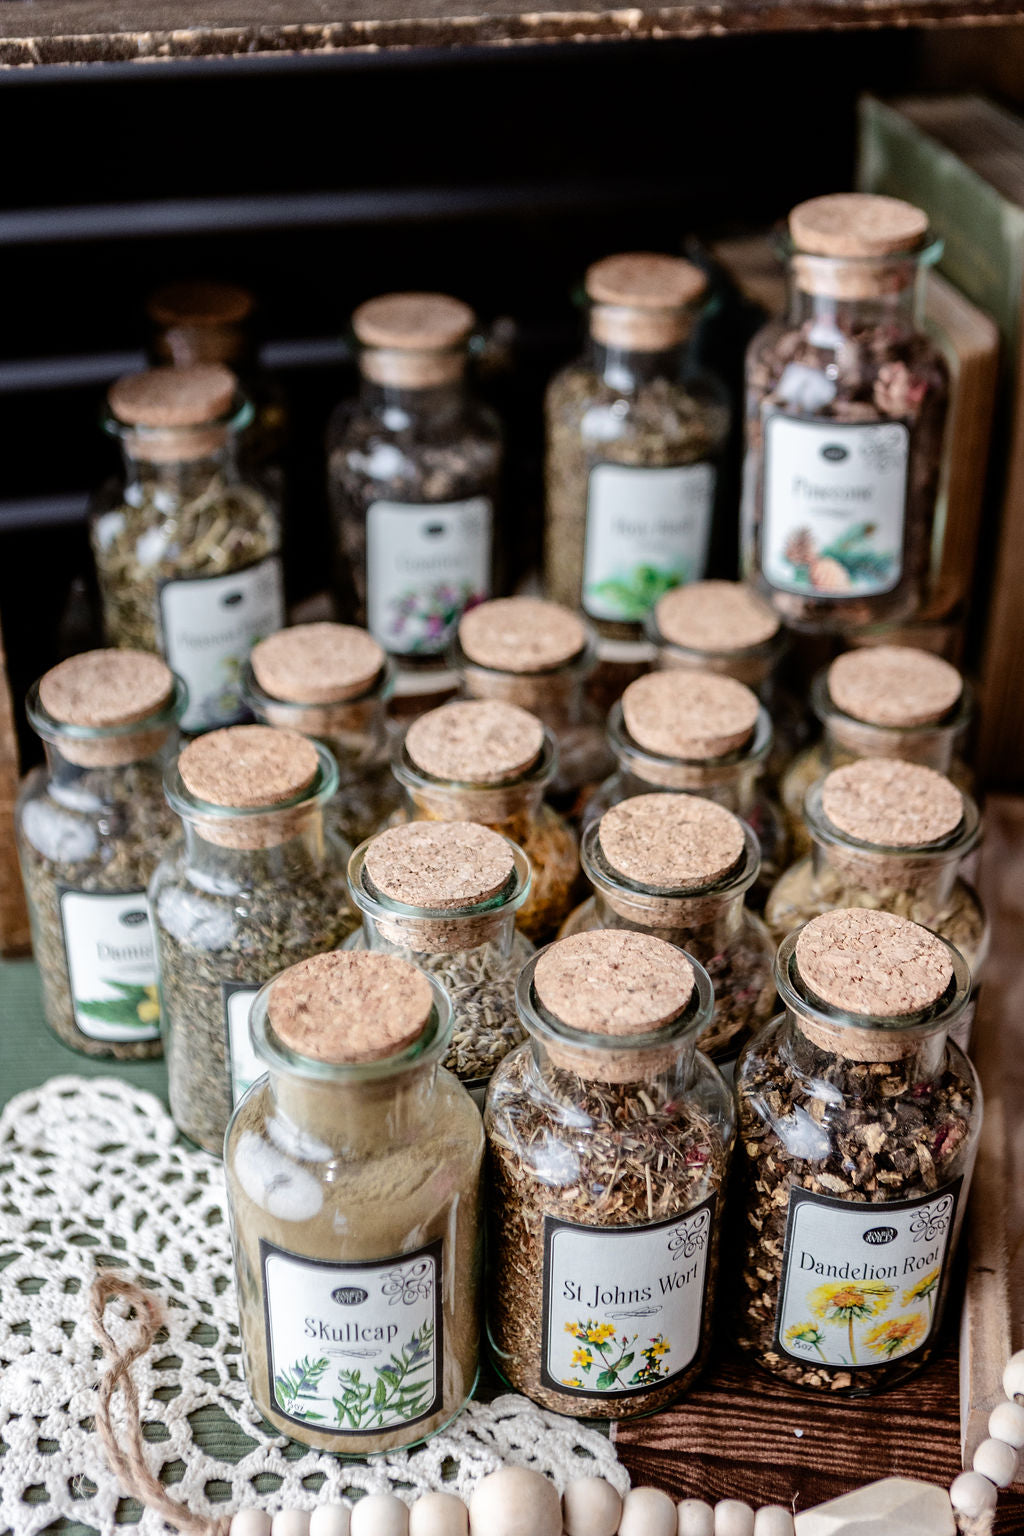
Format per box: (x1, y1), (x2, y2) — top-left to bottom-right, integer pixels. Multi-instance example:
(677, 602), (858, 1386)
(58, 887), (160, 1042)
(582, 462), (715, 622)
(366, 498), (492, 656)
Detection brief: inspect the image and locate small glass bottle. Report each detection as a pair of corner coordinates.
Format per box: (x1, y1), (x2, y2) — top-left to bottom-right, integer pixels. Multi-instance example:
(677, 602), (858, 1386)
(16, 649), (184, 1059)
(346, 820), (532, 1102)
(151, 725), (356, 1154)
(742, 194), (949, 632)
(765, 758), (987, 1051)
(244, 622), (401, 849)
(226, 949), (483, 1453)
(485, 929), (734, 1418)
(734, 908), (980, 1394)
(90, 364), (285, 733)
(394, 699), (579, 943)
(327, 292), (502, 663)
(584, 670), (785, 902)
(781, 645), (971, 853)
(562, 794), (774, 1065)
(451, 596), (612, 814)
(545, 253), (729, 641)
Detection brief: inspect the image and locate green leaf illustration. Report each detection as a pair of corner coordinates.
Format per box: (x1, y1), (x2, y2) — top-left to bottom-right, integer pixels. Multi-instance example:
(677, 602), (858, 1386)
(587, 564), (687, 620)
(77, 998), (151, 1027)
(275, 1356), (329, 1407)
(334, 1322), (435, 1429)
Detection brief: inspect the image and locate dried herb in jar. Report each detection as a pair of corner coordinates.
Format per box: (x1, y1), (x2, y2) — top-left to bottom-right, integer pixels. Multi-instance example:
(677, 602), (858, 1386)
(734, 909), (980, 1394)
(486, 929), (734, 1418)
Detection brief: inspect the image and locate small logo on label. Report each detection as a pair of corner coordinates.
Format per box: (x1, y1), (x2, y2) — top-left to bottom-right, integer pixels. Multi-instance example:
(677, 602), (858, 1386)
(863, 1226), (898, 1246)
(424, 524), (445, 538)
(332, 1286), (369, 1306)
(120, 909), (149, 928)
(221, 590), (244, 607)
(820, 443), (848, 463)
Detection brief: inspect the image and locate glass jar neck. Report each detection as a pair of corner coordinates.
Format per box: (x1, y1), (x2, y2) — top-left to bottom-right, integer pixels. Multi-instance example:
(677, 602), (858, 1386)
(358, 372), (468, 429)
(592, 885), (745, 959)
(120, 436), (241, 500)
(616, 755), (761, 816)
(786, 254), (927, 339)
(780, 1005), (948, 1089)
(822, 717), (958, 775)
(179, 802), (327, 883)
(810, 835), (961, 908)
(41, 731), (176, 801)
(526, 1031), (697, 1103)
(590, 339), (687, 391)
(154, 322), (252, 371)
(266, 1056), (439, 1157)
(363, 904), (518, 958)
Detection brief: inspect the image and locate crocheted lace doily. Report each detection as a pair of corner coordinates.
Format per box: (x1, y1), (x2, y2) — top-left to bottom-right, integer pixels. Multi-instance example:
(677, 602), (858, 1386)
(0, 1076), (627, 1535)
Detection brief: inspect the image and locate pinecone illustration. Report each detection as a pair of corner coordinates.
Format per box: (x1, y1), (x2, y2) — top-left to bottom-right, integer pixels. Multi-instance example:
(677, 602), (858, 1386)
(784, 529), (816, 568)
(809, 555), (852, 592)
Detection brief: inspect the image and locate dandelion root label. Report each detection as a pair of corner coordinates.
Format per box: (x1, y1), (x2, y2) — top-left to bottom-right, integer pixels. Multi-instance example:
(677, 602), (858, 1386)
(761, 414), (909, 599)
(260, 1238), (443, 1436)
(776, 1180), (963, 1371)
(366, 497), (492, 656)
(582, 463), (716, 622)
(540, 1197), (714, 1399)
(57, 887), (160, 1042)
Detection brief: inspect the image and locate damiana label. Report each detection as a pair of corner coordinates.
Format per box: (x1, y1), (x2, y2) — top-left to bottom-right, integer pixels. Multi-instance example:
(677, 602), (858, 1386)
(366, 498), (492, 656)
(540, 1197), (715, 1398)
(761, 414), (909, 598)
(582, 463), (715, 622)
(261, 1238), (443, 1435)
(775, 1179), (963, 1371)
(58, 887), (160, 1042)
(159, 554), (285, 732)
(222, 983), (262, 1105)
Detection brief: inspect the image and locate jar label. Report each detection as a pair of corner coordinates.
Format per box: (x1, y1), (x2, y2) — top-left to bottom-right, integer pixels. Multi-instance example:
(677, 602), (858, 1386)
(57, 887), (160, 1042)
(260, 1237), (443, 1436)
(761, 414), (909, 597)
(366, 498), (492, 655)
(540, 1197), (715, 1399)
(775, 1178), (963, 1370)
(159, 554), (285, 731)
(222, 983), (263, 1105)
(582, 463), (716, 621)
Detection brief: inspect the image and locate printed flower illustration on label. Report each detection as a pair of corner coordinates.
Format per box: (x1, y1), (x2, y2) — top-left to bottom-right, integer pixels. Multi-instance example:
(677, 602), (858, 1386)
(59, 888), (161, 1042)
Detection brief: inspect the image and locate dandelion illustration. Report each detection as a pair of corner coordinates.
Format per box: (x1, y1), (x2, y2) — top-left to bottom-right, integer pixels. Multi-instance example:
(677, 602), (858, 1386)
(864, 1313), (928, 1361)
(809, 1281), (895, 1365)
(785, 1321), (828, 1362)
(902, 1268), (940, 1318)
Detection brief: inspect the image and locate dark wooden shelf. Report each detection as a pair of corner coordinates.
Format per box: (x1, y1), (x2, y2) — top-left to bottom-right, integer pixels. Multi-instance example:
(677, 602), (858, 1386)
(0, 0), (1022, 69)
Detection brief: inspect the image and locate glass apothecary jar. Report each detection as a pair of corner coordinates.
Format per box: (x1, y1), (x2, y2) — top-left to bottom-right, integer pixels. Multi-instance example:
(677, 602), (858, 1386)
(151, 725), (356, 1154)
(741, 194), (949, 632)
(765, 758), (987, 1050)
(734, 908), (980, 1394)
(584, 670), (785, 902)
(90, 364), (285, 733)
(781, 645), (972, 853)
(485, 929), (734, 1418)
(226, 949), (483, 1453)
(327, 292), (502, 663)
(544, 253), (729, 641)
(451, 597), (612, 814)
(16, 650), (184, 1060)
(562, 794), (774, 1065)
(244, 622), (401, 848)
(346, 820), (532, 1102)
(394, 699), (579, 942)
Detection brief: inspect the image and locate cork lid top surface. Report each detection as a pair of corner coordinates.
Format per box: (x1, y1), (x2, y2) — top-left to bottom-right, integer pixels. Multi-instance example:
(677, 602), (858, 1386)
(364, 821), (515, 910)
(353, 293), (475, 351)
(654, 581), (780, 652)
(585, 253), (706, 309)
(251, 623), (385, 705)
(179, 725), (319, 809)
(458, 598), (587, 674)
(39, 649), (175, 729)
(827, 645), (963, 727)
(108, 365), (237, 429)
(598, 793), (745, 889)
(405, 700), (545, 784)
(622, 670), (759, 760)
(148, 280), (253, 329)
(268, 950), (434, 1064)
(535, 930), (695, 1036)
(821, 758), (964, 847)
(789, 194), (929, 259)
(795, 908), (954, 1018)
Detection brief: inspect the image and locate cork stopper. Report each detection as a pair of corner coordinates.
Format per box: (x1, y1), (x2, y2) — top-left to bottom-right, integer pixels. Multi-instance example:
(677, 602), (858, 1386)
(177, 725), (320, 850)
(586, 253), (706, 350)
(38, 649), (176, 768)
(621, 671), (759, 761)
(828, 646), (963, 729)
(458, 598), (586, 674)
(536, 929), (694, 1035)
(148, 280), (254, 330)
(267, 950), (434, 1064)
(251, 624), (385, 706)
(789, 195), (930, 301)
(599, 794), (745, 889)
(820, 759), (964, 848)
(108, 365), (238, 461)
(405, 700), (544, 785)
(365, 821), (514, 910)
(354, 293), (474, 387)
(654, 581), (780, 655)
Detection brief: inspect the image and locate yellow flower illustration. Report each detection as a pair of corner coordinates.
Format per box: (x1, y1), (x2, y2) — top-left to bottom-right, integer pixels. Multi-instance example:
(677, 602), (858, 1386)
(587, 1323), (616, 1344)
(561, 1377), (584, 1388)
(808, 1281), (894, 1365)
(136, 986), (160, 1024)
(902, 1269), (940, 1310)
(564, 1322), (579, 1334)
(648, 1338), (669, 1358)
(571, 1347), (593, 1369)
(864, 1313), (928, 1360)
(785, 1321), (827, 1361)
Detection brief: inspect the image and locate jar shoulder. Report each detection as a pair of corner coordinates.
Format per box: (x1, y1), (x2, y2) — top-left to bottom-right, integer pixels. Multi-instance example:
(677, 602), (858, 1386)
(546, 361), (728, 448)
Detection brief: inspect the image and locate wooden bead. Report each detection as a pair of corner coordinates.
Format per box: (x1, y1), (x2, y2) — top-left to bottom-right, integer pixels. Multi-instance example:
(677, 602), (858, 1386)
(676, 1499), (715, 1536)
(1003, 1350), (1024, 1401)
(714, 1501), (754, 1536)
(468, 1469), (561, 1536)
(619, 1487), (677, 1536)
(973, 1436), (1018, 1488)
(409, 1492), (468, 1536)
(752, 1509), (795, 1536)
(310, 1507), (352, 1536)
(950, 1472), (998, 1518)
(232, 1514), (272, 1536)
(350, 1495), (408, 1536)
(272, 1514), (311, 1536)
(990, 1399), (1024, 1450)
(561, 1477), (622, 1536)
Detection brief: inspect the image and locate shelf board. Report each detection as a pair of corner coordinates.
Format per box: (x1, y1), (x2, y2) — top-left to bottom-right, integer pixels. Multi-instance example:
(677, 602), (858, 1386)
(1, 0), (1022, 69)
